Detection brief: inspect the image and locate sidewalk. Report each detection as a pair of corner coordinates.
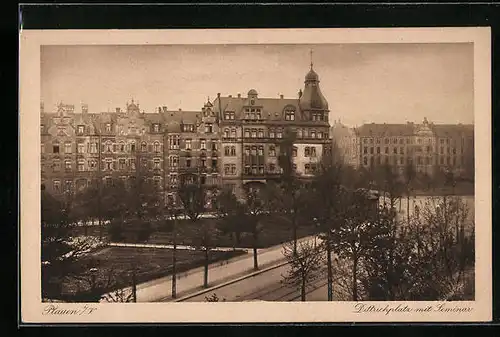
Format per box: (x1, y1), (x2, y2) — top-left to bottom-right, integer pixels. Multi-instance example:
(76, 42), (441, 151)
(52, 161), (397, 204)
(108, 242), (245, 252)
(126, 235), (317, 302)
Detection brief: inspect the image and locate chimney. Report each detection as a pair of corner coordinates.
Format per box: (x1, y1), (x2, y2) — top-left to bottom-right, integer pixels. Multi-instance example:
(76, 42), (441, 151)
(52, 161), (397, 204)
(237, 93), (241, 98)
(81, 103), (88, 114)
(162, 106), (167, 113)
(178, 108), (182, 111)
(228, 94), (232, 98)
(116, 107), (121, 113)
(298, 89), (303, 98)
(280, 94), (284, 99)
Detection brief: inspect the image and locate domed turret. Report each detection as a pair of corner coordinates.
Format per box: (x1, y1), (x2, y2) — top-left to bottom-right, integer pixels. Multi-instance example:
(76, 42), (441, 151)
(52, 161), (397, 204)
(248, 89), (258, 96)
(299, 64), (329, 112)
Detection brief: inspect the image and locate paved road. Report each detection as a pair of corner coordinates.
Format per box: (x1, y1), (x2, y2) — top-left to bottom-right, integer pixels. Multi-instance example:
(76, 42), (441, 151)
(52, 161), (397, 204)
(123, 235), (318, 302)
(181, 259), (335, 302)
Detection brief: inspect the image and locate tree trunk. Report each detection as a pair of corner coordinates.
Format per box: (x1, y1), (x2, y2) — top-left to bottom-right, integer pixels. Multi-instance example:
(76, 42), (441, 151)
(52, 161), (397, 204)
(253, 230), (259, 270)
(292, 218), (298, 256)
(406, 194), (410, 225)
(352, 255), (358, 301)
(326, 233), (333, 301)
(171, 218), (177, 299)
(301, 278), (306, 301)
(203, 247), (209, 288)
(132, 268), (137, 302)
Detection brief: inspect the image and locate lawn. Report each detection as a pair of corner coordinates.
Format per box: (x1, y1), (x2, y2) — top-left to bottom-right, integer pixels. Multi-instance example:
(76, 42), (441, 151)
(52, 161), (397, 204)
(70, 214), (319, 249)
(59, 246), (246, 299)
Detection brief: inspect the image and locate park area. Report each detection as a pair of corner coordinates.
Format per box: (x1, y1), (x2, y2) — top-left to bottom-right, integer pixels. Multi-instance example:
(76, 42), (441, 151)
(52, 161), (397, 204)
(70, 214), (318, 249)
(58, 246), (246, 300)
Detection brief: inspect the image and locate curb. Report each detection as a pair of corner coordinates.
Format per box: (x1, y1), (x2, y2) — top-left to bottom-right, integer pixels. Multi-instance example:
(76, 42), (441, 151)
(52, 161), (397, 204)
(171, 259), (290, 302)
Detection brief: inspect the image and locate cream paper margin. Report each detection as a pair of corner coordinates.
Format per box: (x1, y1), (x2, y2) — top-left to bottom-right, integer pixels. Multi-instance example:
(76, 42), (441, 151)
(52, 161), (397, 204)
(19, 27), (492, 323)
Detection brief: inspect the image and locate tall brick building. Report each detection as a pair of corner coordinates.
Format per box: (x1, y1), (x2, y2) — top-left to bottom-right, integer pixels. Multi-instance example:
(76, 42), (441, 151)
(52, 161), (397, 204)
(213, 63), (331, 197)
(40, 62), (332, 201)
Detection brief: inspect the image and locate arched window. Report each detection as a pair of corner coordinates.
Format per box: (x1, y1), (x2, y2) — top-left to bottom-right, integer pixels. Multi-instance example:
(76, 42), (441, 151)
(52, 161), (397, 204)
(154, 141), (160, 153)
(105, 140), (112, 152)
(224, 128), (230, 138)
(119, 141), (126, 152)
(297, 129), (303, 138)
(141, 142), (147, 152)
(230, 128), (236, 138)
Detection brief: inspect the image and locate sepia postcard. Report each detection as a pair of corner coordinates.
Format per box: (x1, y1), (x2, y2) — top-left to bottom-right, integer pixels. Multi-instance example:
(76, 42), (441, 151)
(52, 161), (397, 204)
(19, 27), (492, 323)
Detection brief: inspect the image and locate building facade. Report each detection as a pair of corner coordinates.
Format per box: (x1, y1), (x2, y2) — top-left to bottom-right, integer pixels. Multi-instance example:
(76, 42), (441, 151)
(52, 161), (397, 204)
(352, 117), (474, 178)
(40, 63), (332, 202)
(213, 64), (331, 197)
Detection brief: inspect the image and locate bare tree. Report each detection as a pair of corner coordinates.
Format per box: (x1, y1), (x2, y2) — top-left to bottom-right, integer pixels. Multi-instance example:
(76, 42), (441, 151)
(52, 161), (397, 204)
(308, 142), (345, 301)
(242, 186), (268, 270)
(281, 240), (325, 301)
(214, 187), (245, 249)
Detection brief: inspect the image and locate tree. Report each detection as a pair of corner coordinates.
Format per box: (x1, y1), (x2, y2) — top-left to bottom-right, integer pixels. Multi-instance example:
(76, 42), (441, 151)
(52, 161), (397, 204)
(274, 127), (309, 256)
(241, 185), (268, 270)
(329, 188), (383, 301)
(178, 178), (214, 288)
(308, 142), (345, 301)
(403, 162), (416, 224)
(214, 188), (245, 249)
(281, 239), (325, 301)
(41, 188), (95, 300)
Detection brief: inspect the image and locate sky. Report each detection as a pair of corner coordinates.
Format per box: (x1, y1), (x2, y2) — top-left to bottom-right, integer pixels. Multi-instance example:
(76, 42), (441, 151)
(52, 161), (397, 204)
(41, 43), (474, 127)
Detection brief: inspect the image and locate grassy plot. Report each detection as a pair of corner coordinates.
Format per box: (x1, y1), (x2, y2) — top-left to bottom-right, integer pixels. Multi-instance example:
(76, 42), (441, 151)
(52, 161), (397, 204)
(61, 246), (246, 298)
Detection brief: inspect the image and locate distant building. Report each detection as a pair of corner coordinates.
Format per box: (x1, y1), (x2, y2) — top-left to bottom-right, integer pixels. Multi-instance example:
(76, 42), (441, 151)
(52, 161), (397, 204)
(330, 120), (359, 167)
(354, 117), (474, 178)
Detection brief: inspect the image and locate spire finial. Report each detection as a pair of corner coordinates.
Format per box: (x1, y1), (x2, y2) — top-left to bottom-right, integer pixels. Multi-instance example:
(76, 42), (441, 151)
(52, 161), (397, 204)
(310, 49), (313, 70)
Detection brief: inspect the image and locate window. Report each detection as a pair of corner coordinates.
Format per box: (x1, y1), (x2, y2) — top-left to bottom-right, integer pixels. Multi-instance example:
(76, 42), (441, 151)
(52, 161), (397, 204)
(277, 129), (283, 138)
(230, 146), (236, 156)
(400, 147), (404, 154)
(363, 157), (368, 165)
(417, 156), (422, 165)
(258, 129), (264, 138)
(317, 132), (323, 139)
(88, 160), (97, 170)
(77, 160), (85, 171)
(292, 147), (298, 157)
(311, 147), (317, 157)
(41, 144), (45, 154)
(269, 128), (275, 138)
(168, 135), (180, 149)
(370, 147), (374, 155)
(384, 138), (389, 144)
(224, 112), (235, 120)
(384, 147), (389, 154)
(105, 177), (113, 187)
(251, 129), (257, 138)
(230, 128), (237, 138)
(297, 129), (303, 138)
(185, 139), (192, 150)
(154, 158), (161, 169)
(106, 141), (113, 152)
(141, 158), (148, 169)
(305, 164), (311, 174)
(245, 147), (250, 156)
(77, 143), (85, 153)
(64, 142), (72, 153)
(77, 125), (85, 135)
(440, 157), (444, 165)
(363, 147), (368, 154)
(62, 160), (71, 171)
(186, 158), (192, 168)
(105, 123), (112, 132)
(269, 145), (276, 157)
(90, 142), (98, 153)
(440, 139), (445, 145)
(452, 148), (456, 155)
(200, 139), (206, 150)
(205, 124), (213, 133)
(153, 124), (160, 132)
(285, 109), (295, 121)
(311, 130), (316, 139)
(258, 146), (264, 156)
(400, 157), (405, 165)
(106, 159), (113, 171)
(169, 174), (178, 185)
(440, 146), (444, 155)
(154, 141), (161, 153)
(182, 124), (195, 132)
(251, 147), (257, 156)
(376, 147), (380, 154)
(224, 128), (230, 138)
(130, 159), (136, 171)
(393, 147), (398, 154)
(53, 180), (61, 193)
(169, 156), (178, 168)
(244, 129), (250, 138)
(200, 158), (207, 168)
(224, 146), (231, 156)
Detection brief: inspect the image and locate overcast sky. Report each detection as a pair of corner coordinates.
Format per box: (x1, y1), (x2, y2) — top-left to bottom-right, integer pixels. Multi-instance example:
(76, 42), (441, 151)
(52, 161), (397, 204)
(41, 43), (473, 127)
